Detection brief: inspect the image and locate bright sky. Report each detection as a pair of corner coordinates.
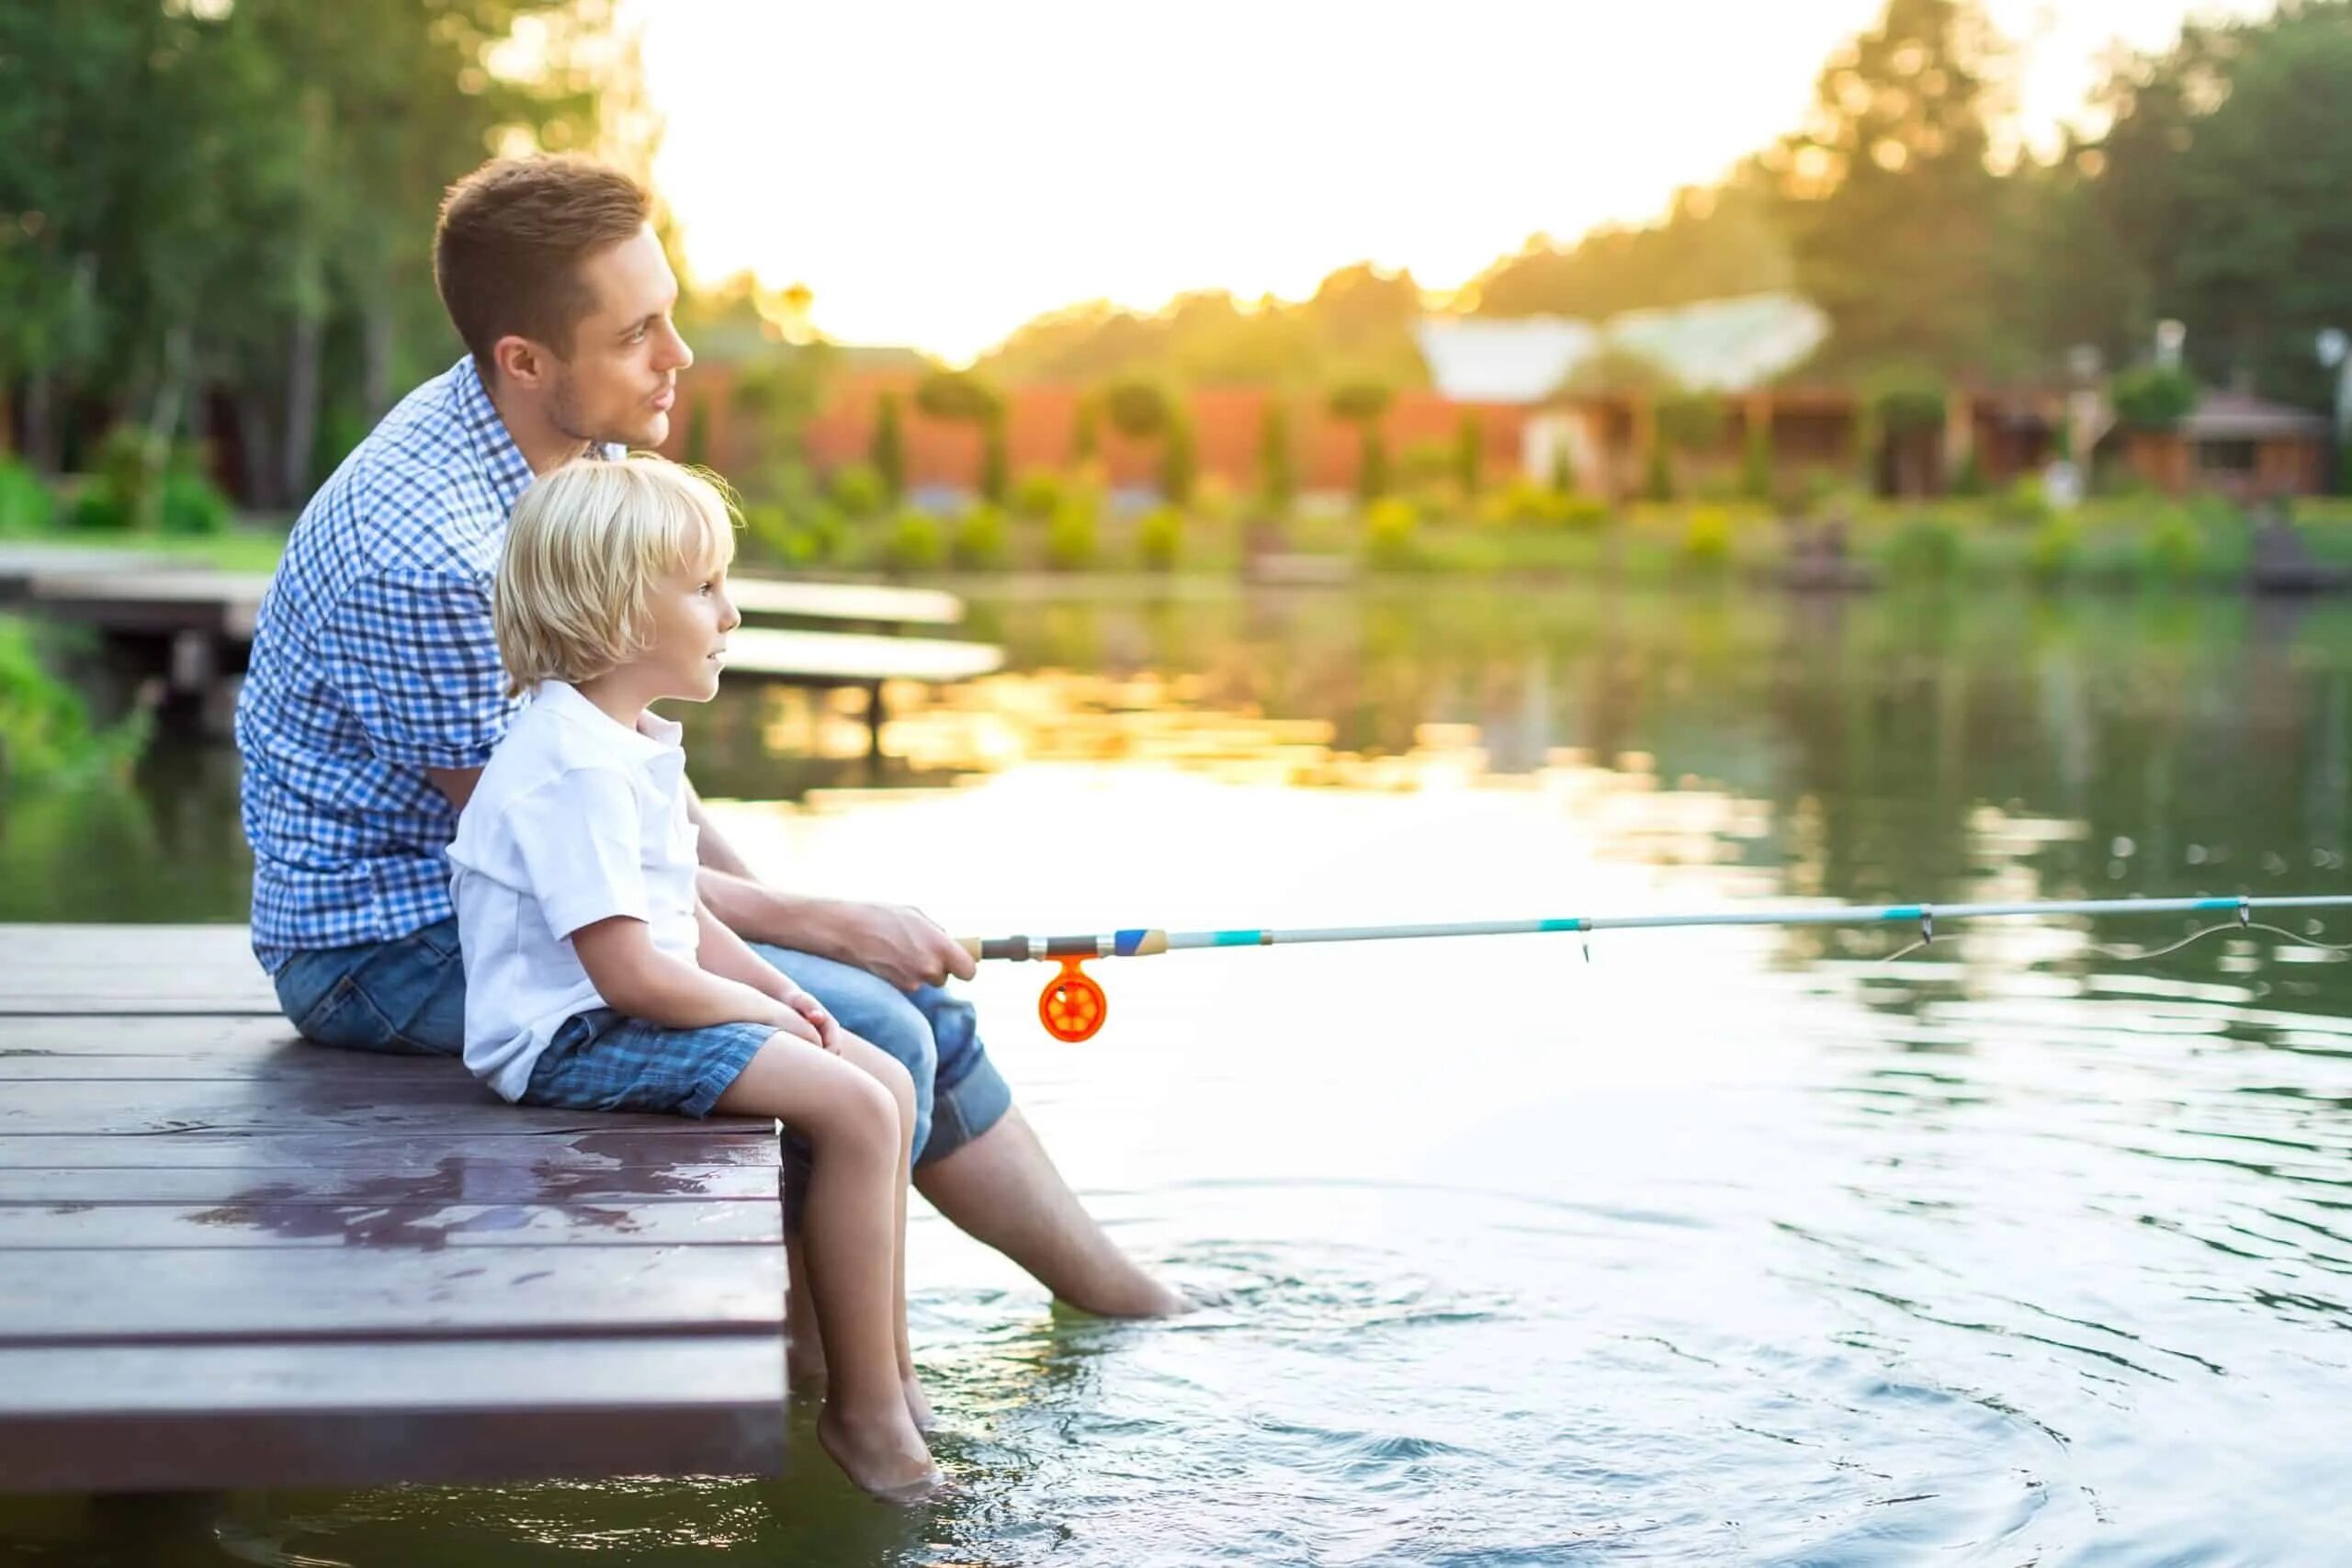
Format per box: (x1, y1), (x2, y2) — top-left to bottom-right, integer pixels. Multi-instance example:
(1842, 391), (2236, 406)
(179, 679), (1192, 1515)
(633, 0), (2275, 364)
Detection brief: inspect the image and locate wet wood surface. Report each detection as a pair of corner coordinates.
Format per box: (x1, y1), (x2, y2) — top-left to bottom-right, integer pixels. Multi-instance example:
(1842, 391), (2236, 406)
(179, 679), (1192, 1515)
(0, 925), (788, 1492)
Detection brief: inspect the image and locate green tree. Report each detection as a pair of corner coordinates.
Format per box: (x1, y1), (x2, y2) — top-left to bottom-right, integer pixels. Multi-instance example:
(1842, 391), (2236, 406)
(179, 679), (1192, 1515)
(1329, 380), (1394, 502)
(1770, 0), (2026, 378)
(1469, 174), (1793, 320)
(1158, 409), (1196, 506)
(1740, 415), (1775, 500)
(1454, 411), (1483, 496)
(1257, 399), (1295, 510)
(915, 369), (1004, 502)
(871, 391), (906, 502)
(2087, 5), (2352, 405)
(980, 413), (1009, 505)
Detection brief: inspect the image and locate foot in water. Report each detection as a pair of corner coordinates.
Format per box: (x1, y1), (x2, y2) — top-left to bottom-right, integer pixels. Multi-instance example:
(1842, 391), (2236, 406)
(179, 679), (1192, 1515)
(817, 1404), (940, 1502)
(902, 1371), (935, 1433)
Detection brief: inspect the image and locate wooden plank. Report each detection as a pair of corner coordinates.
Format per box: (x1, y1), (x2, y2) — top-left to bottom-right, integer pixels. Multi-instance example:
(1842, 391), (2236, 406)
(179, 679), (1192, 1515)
(0, 925), (277, 1014)
(0, 1163), (776, 1205)
(725, 626), (1003, 684)
(727, 576), (963, 627)
(21, 569), (267, 637)
(0, 546), (176, 596)
(0, 1046), (481, 1082)
(0, 1128), (780, 1168)
(0, 1244), (785, 1345)
(0, 1014), (305, 1053)
(0, 1197), (779, 1249)
(0, 1337), (784, 1490)
(0, 1080), (775, 1138)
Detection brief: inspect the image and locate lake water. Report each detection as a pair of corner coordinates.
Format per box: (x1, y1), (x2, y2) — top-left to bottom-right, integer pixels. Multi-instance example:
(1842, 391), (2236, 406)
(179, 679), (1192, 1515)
(6, 582), (2352, 1565)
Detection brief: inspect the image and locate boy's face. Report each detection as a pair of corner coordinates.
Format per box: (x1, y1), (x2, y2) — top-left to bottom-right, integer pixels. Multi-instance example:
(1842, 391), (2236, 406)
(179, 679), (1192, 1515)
(541, 226), (694, 450)
(639, 560), (740, 704)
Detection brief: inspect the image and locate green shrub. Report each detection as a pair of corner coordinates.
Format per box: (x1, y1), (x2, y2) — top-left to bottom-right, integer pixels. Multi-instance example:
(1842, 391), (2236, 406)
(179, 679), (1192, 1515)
(1739, 419), (1773, 501)
(1679, 505), (1733, 570)
(829, 462), (888, 517)
(1997, 475), (2053, 527)
(980, 417), (1010, 506)
(0, 457), (56, 534)
(1364, 496), (1419, 570)
(2144, 509), (2202, 584)
(1889, 513), (1962, 581)
(0, 616), (142, 789)
(1557, 494), (1611, 531)
(952, 505), (1009, 570)
(69, 489), (134, 532)
(2029, 513), (2082, 585)
(1046, 492), (1099, 570)
(158, 464), (230, 536)
(741, 502), (798, 562)
(880, 511), (944, 573)
(1012, 468), (1063, 520)
(1136, 506), (1183, 571)
(1642, 444), (1673, 502)
(1949, 447), (1987, 497)
(2111, 366), (2199, 429)
(1657, 393), (1726, 453)
(1548, 442), (1577, 495)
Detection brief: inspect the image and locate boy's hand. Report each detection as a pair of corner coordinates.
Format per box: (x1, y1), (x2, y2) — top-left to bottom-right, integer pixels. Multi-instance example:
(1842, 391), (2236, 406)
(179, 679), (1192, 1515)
(777, 984), (844, 1055)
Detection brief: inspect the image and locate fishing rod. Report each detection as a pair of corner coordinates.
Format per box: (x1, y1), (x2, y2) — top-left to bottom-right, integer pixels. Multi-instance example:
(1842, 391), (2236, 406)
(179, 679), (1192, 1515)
(956, 893), (2352, 1042)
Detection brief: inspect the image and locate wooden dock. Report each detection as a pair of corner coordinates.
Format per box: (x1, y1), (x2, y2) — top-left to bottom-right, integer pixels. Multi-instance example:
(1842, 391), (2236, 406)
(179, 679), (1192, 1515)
(0, 924), (790, 1493)
(1, 550), (1002, 753)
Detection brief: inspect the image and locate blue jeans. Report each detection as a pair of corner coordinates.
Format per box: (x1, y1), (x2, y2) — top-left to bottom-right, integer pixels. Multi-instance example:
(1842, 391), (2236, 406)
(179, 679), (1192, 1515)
(271, 917), (1013, 1166)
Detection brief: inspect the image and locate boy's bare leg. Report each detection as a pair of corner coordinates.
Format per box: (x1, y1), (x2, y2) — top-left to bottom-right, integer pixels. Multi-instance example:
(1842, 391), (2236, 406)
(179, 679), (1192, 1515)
(831, 1032), (933, 1430)
(785, 1235), (823, 1389)
(916, 1109), (1187, 1317)
(717, 1035), (936, 1500)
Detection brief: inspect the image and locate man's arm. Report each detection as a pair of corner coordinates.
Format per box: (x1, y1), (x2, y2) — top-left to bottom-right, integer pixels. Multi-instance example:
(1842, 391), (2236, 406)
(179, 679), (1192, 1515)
(426, 766), (481, 812)
(684, 781), (976, 990)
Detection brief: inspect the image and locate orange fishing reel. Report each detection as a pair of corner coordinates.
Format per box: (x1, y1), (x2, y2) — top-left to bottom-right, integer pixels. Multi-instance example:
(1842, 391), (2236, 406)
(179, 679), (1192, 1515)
(1038, 957), (1107, 1043)
(964, 931), (1170, 1043)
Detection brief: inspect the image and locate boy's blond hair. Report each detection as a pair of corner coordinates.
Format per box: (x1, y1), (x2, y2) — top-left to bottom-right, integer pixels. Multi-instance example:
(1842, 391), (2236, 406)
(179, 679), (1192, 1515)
(494, 456), (738, 696)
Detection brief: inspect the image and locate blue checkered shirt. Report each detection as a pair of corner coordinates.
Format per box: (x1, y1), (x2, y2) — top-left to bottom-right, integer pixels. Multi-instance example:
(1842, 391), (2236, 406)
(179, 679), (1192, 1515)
(236, 356), (611, 973)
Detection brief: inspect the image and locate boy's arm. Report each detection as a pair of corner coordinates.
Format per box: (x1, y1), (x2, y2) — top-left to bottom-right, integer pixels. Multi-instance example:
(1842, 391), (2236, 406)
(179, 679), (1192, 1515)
(572, 915), (820, 1043)
(695, 899), (788, 998)
(695, 901), (845, 1050)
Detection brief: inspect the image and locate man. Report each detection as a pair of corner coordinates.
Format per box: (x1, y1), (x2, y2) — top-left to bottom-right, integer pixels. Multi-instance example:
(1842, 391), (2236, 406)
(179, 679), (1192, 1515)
(235, 157), (1183, 1369)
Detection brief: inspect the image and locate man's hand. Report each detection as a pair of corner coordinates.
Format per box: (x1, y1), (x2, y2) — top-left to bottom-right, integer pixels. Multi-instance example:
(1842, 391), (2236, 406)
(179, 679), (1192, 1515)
(838, 901), (978, 992)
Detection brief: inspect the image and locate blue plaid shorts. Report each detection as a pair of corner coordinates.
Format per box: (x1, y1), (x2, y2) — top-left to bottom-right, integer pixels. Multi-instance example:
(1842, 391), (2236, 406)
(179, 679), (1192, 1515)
(521, 1007), (775, 1119)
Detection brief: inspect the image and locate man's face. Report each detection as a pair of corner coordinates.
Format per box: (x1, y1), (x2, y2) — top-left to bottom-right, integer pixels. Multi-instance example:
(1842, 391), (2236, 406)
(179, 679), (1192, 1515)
(543, 225), (694, 450)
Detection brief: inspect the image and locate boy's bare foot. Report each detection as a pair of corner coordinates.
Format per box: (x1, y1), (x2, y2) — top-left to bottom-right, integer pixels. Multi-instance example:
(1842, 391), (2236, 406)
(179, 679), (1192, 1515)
(902, 1371), (935, 1432)
(817, 1404), (940, 1502)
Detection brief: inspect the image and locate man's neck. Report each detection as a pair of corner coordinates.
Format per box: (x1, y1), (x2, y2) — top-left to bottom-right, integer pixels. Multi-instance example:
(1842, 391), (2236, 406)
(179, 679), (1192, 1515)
(483, 371), (594, 476)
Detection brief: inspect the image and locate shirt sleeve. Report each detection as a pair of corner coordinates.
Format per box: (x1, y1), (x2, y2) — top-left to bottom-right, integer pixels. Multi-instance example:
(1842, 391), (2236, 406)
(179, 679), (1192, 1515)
(324, 568), (512, 770)
(504, 766), (649, 941)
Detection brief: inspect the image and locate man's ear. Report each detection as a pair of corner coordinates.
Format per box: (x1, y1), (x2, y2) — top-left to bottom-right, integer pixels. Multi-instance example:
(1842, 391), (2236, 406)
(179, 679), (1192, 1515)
(491, 333), (552, 391)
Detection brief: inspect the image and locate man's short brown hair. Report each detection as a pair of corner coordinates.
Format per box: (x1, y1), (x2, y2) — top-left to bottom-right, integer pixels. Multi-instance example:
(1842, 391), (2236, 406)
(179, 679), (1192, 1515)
(434, 156), (652, 373)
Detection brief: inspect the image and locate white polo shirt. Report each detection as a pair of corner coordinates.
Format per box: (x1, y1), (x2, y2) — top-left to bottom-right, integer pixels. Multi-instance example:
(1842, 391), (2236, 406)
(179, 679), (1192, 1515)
(446, 680), (702, 1100)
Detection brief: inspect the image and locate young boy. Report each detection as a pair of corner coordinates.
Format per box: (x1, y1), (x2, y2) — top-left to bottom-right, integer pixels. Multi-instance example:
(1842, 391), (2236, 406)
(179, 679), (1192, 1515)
(447, 456), (938, 1499)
